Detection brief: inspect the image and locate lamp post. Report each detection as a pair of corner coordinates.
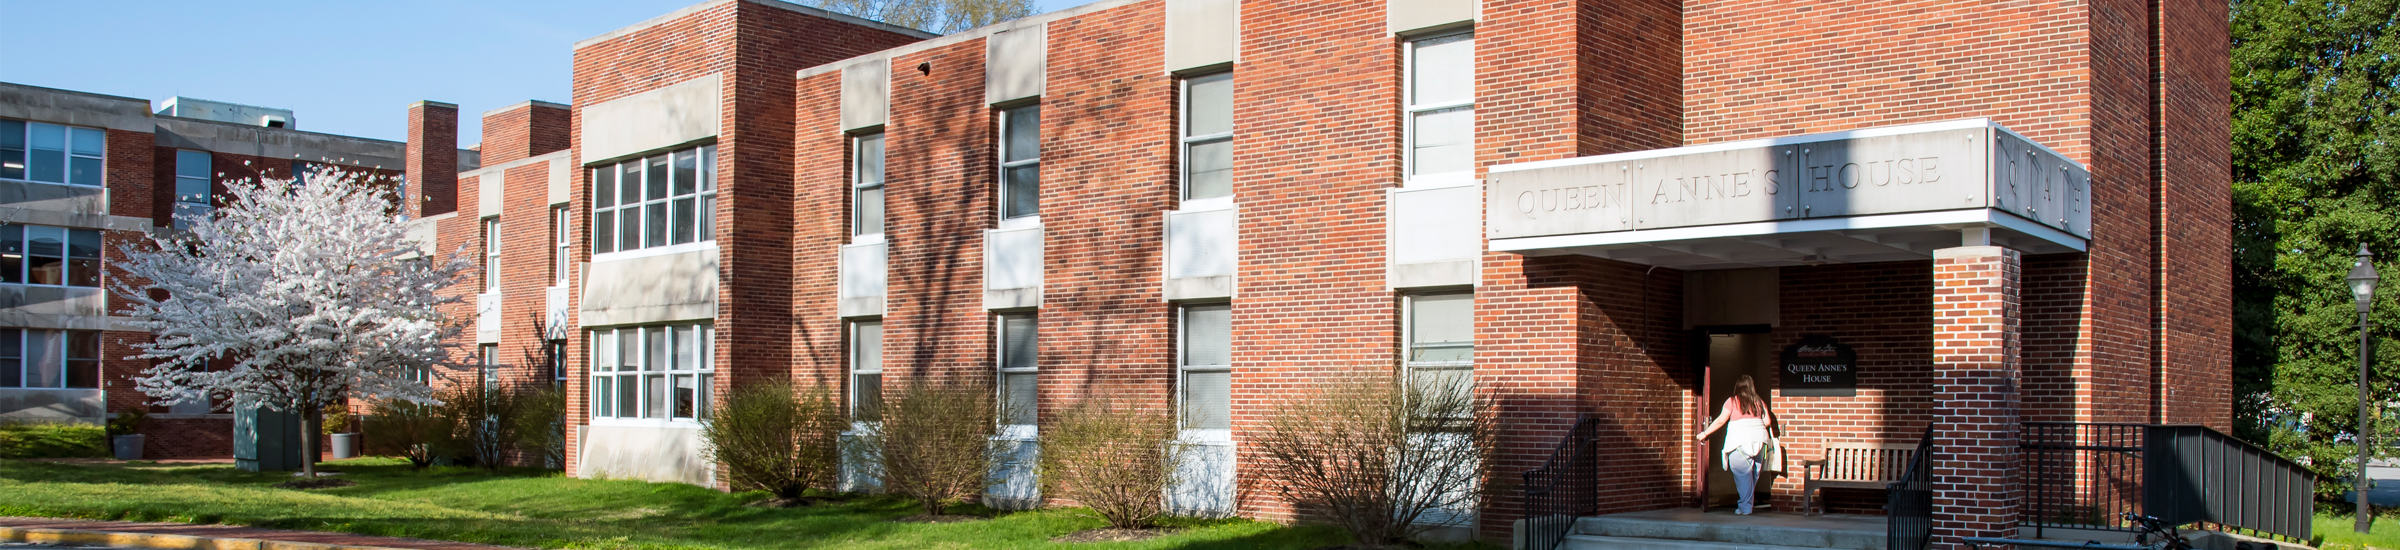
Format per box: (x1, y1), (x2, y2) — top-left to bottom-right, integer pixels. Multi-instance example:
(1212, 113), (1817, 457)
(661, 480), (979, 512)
(2350, 245), (2381, 533)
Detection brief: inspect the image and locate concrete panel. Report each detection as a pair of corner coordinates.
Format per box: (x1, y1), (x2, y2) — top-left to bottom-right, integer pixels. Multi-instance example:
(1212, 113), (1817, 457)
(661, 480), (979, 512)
(0, 179), (113, 231)
(1166, 439), (1236, 516)
(1684, 267), (1778, 328)
(839, 242), (887, 317)
(543, 286), (570, 340)
(1389, 0), (1476, 35)
(1167, 208), (1235, 279)
(841, 58), (891, 131)
(985, 287), (1042, 310)
(1390, 259), (1476, 289)
(478, 171), (506, 219)
(985, 227), (1043, 292)
(0, 388), (104, 423)
(548, 155), (574, 205)
(1165, 0), (1238, 72)
(985, 25), (1048, 105)
(477, 292), (502, 344)
(0, 286), (112, 331)
(838, 432), (883, 493)
(154, 118), (406, 171)
(580, 249), (719, 327)
(1390, 185), (1481, 265)
(0, 82), (155, 133)
(986, 439), (1041, 509)
(576, 424), (713, 486)
(581, 74), (722, 163)
(403, 212), (456, 257)
(1164, 275), (1234, 301)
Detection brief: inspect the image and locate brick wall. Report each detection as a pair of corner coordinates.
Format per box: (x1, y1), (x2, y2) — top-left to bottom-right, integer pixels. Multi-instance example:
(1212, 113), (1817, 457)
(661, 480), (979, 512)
(878, 38), (993, 387)
(480, 103), (572, 166)
(1930, 246), (2024, 545)
(407, 102), (460, 218)
(140, 415), (234, 459)
(2156, 0), (2232, 430)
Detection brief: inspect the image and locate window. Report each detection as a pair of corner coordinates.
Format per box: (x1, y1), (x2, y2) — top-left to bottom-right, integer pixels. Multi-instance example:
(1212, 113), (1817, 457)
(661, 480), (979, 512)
(997, 313), (1037, 426)
(853, 132), (886, 239)
(998, 105), (1041, 225)
(1179, 303), (1232, 431)
(1180, 73), (1233, 204)
(174, 150), (212, 204)
(1404, 293), (1474, 410)
(0, 224), (102, 287)
(589, 323), (713, 421)
(590, 145), (716, 255)
(0, 329), (101, 389)
(547, 339), (568, 388)
(482, 217), (501, 292)
(550, 205), (570, 286)
(0, 119), (104, 186)
(850, 320), (883, 422)
(1404, 32), (1474, 186)
(479, 344), (500, 388)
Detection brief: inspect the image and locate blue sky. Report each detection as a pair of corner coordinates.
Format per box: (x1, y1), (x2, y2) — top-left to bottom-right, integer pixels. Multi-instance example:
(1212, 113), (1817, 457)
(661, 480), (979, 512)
(0, 0), (1098, 144)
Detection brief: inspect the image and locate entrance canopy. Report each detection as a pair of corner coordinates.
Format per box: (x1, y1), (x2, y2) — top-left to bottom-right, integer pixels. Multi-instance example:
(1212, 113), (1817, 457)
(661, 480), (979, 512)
(1485, 119), (2088, 270)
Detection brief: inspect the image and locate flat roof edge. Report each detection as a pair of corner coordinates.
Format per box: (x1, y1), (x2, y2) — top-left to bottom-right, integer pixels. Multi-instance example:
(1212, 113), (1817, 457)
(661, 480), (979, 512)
(574, 0), (937, 50)
(797, 0), (1151, 80)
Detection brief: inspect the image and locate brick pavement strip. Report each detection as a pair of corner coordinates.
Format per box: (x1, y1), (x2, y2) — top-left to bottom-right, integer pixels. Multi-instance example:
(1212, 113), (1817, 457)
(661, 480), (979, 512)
(0, 518), (517, 550)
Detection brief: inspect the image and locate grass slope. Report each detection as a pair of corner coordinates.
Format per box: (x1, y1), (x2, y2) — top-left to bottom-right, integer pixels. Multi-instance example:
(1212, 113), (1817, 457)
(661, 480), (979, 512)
(0, 457), (1390, 550)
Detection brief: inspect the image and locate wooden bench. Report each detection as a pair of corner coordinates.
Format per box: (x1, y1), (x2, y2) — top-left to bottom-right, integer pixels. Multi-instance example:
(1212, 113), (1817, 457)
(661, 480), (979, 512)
(1799, 441), (1918, 516)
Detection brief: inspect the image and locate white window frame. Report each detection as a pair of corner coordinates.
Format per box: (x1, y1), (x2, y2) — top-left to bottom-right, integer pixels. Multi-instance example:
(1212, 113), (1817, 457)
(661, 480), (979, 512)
(0, 119), (105, 187)
(482, 217), (501, 292)
(1176, 302), (1233, 441)
(174, 150), (212, 204)
(849, 320), (883, 426)
(995, 312), (1038, 434)
(589, 323), (715, 426)
(589, 144), (717, 260)
(1402, 292), (1475, 414)
(550, 205), (570, 287)
(852, 132), (886, 243)
(996, 104), (1041, 230)
(479, 343), (501, 388)
(1402, 31), (1476, 189)
(0, 328), (100, 390)
(1179, 72), (1234, 210)
(0, 224), (104, 288)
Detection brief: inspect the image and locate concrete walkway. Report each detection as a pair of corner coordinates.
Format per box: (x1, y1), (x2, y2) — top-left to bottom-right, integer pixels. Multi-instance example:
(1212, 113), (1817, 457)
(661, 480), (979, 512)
(0, 518), (517, 550)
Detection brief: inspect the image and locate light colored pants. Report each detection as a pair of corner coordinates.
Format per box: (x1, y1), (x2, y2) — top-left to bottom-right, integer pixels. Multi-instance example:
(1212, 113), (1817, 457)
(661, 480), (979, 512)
(1727, 448), (1761, 514)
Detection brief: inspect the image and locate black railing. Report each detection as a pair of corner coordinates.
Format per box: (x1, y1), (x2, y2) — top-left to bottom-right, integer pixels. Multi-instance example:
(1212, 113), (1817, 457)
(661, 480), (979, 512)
(1886, 428), (1934, 550)
(1520, 416), (1602, 550)
(2019, 422), (2314, 542)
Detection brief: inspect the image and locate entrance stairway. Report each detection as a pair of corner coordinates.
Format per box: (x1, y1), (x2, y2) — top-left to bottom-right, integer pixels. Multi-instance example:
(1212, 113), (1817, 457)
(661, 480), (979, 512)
(1560, 509), (1887, 550)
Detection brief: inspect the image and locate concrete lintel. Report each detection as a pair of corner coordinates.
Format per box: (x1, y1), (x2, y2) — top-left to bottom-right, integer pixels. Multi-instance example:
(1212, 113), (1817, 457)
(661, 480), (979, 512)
(985, 287), (1041, 310)
(1164, 275), (1233, 301)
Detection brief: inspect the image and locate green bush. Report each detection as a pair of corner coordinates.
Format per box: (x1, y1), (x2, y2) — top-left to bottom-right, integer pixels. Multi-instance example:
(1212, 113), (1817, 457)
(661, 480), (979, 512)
(362, 394), (462, 468)
(512, 386), (567, 469)
(701, 383), (845, 501)
(0, 420), (108, 459)
(106, 409), (146, 437)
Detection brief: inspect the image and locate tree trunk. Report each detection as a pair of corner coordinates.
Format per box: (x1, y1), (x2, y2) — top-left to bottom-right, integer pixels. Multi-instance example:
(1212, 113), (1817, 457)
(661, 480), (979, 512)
(301, 402), (320, 477)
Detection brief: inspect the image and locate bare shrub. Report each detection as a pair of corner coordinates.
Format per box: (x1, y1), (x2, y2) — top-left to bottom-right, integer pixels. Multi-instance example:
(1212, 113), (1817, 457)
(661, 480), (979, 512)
(1253, 371), (1499, 547)
(460, 383), (531, 471)
(700, 382), (846, 501)
(362, 397), (458, 469)
(512, 385), (567, 469)
(849, 382), (1008, 516)
(1038, 399), (1184, 529)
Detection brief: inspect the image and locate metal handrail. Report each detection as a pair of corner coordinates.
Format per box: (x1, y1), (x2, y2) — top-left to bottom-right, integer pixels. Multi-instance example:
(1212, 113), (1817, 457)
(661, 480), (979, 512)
(1519, 415), (1602, 550)
(2019, 422), (2314, 543)
(1886, 427), (1934, 550)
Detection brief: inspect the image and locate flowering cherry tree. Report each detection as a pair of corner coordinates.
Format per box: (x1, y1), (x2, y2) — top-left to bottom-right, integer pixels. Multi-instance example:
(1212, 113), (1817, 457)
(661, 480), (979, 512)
(113, 171), (469, 476)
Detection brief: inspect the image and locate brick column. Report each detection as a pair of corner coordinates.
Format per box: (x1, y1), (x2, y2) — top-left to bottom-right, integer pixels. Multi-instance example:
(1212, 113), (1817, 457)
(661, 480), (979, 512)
(1930, 245), (2023, 548)
(405, 101), (458, 217)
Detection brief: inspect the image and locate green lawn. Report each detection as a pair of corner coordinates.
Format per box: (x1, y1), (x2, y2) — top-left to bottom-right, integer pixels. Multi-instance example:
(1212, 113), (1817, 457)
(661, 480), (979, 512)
(0, 457), (1457, 550)
(2314, 512), (2400, 550)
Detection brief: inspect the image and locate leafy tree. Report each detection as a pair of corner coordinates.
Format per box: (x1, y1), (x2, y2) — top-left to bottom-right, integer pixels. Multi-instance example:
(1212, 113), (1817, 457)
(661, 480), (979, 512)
(2231, 0), (2400, 495)
(114, 172), (470, 477)
(803, 0), (1034, 34)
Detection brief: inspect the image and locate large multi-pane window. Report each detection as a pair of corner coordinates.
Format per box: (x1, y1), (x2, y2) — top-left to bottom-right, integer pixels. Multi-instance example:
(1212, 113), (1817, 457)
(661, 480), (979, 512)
(590, 145), (716, 254)
(1180, 73), (1233, 204)
(589, 323), (714, 421)
(850, 320), (882, 422)
(1403, 293), (1474, 408)
(550, 205), (570, 286)
(1403, 32), (1474, 186)
(0, 329), (100, 389)
(0, 225), (102, 287)
(852, 132), (885, 240)
(997, 105), (1041, 225)
(482, 217), (501, 292)
(0, 120), (104, 186)
(997, 313), (1037, 426)
(1178, 303), (1232, 431)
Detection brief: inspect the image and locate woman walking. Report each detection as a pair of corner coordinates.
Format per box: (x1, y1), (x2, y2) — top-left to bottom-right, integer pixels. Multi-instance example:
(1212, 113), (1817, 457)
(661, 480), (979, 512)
(1695, 375), (1775, 514)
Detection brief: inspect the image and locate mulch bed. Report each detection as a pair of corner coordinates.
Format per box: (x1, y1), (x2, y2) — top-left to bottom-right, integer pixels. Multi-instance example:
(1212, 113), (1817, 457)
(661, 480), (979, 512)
(1051, 527), (1178, 543)
(274, 478), (356, 489)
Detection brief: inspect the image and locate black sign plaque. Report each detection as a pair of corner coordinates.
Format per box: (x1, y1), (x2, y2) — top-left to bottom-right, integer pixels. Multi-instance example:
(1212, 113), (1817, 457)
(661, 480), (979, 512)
(1779, 335), (1858, 397)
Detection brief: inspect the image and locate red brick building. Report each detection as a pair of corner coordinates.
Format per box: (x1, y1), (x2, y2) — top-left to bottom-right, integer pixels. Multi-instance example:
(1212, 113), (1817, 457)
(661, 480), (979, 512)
(0, 83), (470, 459)
(422, 0), (2233, 547)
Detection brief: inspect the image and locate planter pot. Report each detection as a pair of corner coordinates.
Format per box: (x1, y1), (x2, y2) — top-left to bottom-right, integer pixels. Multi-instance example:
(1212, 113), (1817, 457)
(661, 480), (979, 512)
(329, 433), (357, 459)
(112, 434), (143, 460)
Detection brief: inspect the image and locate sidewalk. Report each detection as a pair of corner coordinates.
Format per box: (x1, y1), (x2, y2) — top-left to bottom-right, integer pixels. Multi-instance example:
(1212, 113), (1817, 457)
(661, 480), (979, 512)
(0, 518), (516, 550)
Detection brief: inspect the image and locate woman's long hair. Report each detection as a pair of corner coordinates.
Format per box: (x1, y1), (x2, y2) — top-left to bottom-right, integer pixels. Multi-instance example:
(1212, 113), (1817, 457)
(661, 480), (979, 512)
(1731, 375), (1767, 418)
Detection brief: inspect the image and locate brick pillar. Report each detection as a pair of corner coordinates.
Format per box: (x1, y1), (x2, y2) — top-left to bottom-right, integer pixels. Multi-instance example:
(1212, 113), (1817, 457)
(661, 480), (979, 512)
(477, 100), (572, 165)
(1930, 245), (2023, 548)
(405, 101), (458, 217)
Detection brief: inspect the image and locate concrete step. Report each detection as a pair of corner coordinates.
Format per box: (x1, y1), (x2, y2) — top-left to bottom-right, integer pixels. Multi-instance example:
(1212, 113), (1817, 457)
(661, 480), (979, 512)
(1576, 510), (1887, 550)
(1560, 534), (1838, 550)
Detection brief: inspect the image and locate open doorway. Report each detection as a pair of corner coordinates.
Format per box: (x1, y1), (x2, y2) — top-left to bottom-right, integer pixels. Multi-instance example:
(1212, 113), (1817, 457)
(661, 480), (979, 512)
(1701, 329), (1774, 510)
